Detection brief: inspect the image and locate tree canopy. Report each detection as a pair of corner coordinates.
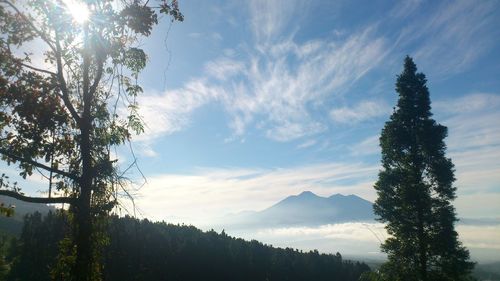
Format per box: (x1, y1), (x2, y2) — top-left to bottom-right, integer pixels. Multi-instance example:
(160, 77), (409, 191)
(374, 56), (474, 280)
(0, 0), (182, 280)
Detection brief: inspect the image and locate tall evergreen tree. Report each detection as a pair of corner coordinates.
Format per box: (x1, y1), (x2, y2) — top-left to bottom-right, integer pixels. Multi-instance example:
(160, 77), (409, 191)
(374, 56), (474, 281)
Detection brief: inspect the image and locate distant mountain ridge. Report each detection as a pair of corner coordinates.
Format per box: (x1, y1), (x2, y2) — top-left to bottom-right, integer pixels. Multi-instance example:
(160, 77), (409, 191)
(0, 195), (55, 236)
(223, 191), (375, 229)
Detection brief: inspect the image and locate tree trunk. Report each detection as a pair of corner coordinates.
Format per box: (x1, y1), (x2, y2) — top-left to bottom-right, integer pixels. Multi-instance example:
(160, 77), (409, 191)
(73, 115), (93, 281)
(74, 187), (92, 281)
(73, 22), (93, 281)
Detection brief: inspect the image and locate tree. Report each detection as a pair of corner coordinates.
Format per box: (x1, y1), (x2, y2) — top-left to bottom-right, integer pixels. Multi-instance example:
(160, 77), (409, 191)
(374, 56), (474, 281)
(0, 0), (182, 280)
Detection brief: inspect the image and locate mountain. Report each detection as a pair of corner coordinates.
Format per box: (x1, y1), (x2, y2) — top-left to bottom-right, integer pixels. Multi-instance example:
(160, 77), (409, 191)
(223, 191), (375, 229)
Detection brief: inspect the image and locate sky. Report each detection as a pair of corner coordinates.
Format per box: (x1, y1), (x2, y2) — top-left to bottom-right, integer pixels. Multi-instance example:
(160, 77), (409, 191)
(120, 0), (500, 222)
(4, 0), (500, 261)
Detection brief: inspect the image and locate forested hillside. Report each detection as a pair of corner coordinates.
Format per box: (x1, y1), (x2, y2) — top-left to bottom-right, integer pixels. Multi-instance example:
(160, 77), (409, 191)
(2, 212), (370, 281)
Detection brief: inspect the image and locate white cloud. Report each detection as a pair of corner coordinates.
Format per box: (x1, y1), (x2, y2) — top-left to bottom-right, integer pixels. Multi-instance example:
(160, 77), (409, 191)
(297, 139), (317, 149)
(350, 135), (380, 156)
(431, 93), (500, 198)
(134, 1), (499, 147)
(433, 93), (500, 114)
(137, 26), (388, 145)
(136, 79), (223, 143)
(247, 0), (304, 44)
(204, 57), (245, 81)
(457, 224), (500, 251)
(330, 100), (391, 124)
(223, 27), (388, 141)
(256, 223), (387, 243)
(265, 121), (325, 142)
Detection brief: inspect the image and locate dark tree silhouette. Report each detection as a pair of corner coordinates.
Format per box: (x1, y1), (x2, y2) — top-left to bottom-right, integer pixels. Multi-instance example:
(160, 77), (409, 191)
(0, 1), (182, 280)
(374, 56), (474, 280)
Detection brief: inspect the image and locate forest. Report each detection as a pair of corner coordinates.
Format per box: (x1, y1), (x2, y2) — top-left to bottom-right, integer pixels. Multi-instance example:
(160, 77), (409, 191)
(1, 211), (370, 281)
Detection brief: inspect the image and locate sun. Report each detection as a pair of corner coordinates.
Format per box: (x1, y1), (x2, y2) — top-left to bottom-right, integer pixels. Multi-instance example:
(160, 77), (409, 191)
(62, 0), (90, 24)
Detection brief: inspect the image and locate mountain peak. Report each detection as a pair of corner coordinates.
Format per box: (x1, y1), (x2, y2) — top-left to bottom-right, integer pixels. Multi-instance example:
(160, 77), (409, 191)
(328, 193), (344, 198)
(223, 191), (375, 229)
(297, 190), (317, 197)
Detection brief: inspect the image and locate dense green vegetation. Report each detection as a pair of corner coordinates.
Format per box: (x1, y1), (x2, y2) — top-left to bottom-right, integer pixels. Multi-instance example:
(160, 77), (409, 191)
(1, 212), (370, 281)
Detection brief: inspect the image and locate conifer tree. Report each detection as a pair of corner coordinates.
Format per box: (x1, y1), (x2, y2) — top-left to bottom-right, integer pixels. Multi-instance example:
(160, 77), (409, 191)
(374, 56), (474, 281)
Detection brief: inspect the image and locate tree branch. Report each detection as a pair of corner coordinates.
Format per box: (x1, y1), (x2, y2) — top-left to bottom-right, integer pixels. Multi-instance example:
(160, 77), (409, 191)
(0, 148), (79, 180)
(0, 189), (74, 204)
(20, 62), (57, 76)
(54, 33), (81, 125)
(0, 0), (57, 53)
(89, 61), (104, 97)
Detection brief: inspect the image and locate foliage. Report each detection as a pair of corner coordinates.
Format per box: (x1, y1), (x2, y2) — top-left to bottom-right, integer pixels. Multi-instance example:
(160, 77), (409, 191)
(373, 56), (475, 280)
(0, 204), (13, 218)
(0, 0), (182, 280)
(5, 212), (370, 281)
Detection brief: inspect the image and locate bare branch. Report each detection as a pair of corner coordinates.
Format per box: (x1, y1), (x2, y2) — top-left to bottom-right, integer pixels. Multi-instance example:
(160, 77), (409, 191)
(0, 189), (74, 204)
(0, 148), (79, 181)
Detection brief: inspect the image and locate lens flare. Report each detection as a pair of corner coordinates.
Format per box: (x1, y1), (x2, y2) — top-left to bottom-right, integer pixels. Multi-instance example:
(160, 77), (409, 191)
(62, 0), (89, 24)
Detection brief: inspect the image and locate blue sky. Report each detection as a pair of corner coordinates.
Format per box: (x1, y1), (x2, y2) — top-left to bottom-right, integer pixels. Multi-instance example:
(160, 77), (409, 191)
(115, 0), (500, 223)
(5, 0), (500, 261)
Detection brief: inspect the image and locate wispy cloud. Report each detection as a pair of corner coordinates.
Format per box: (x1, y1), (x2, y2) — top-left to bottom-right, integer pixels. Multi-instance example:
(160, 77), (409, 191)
(137, 27), (388, 146)
(247, 0), (306, 44)
(136, 80), (223, 142)
(204, 57), (245, 81)
(220, 27), (388, 141)
(349, 135), (380, 156)
(433, 93), (500, 196)
(399, 1), (499, 76)
(297, 139), (317, 149)
(142, 0), (497, 145)
(433, 93), (500, 114)
(389, 0), (423, 19)
(330, 100), (391, 124)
